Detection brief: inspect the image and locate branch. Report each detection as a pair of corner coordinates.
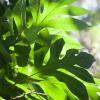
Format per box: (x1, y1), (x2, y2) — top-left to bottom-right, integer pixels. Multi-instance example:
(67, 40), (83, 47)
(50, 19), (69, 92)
(12, 90), (47, 100)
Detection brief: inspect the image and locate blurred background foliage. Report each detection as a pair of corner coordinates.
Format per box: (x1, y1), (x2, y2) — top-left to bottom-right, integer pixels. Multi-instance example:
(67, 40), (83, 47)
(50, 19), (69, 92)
(70, 0), (100, 78)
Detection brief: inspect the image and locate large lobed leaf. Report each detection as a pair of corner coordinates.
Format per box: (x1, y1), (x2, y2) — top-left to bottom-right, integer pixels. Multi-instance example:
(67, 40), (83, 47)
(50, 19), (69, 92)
(2, 0), (89, 43)
(33, 32), (95, 99)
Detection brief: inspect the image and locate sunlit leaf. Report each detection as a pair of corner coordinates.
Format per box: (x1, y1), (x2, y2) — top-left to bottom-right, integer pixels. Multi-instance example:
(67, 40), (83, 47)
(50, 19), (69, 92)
(64, 6), (88, 16)
(47, 17), (89, 31)
(38, 78), (67, 100)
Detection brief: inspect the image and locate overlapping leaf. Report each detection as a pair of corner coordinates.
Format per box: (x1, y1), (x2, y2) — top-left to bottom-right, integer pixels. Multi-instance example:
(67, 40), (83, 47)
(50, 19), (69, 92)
(1, 0), (89, 51)
(3, 0), (89, 43)
(33, 32), (95, 99)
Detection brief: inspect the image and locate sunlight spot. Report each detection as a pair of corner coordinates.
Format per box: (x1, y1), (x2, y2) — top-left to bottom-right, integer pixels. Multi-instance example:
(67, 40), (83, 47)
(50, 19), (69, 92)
(15, 65), (18, 68)
(75, 54), (78, 56)
(5, 0), (10, 5)
(97, 86), (100, 89)
(96, 92), (100, 96)
(9, 46), (14, 51)
(28, 68), (32, 73)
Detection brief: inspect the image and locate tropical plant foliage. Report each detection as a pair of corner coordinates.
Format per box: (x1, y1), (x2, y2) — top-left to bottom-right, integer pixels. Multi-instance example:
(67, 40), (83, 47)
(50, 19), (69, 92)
(0, 0), (100, 100)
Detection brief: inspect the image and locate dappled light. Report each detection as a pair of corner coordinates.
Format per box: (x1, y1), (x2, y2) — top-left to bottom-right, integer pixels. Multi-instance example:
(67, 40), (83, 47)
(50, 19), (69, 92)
(0, 0), (100, 100)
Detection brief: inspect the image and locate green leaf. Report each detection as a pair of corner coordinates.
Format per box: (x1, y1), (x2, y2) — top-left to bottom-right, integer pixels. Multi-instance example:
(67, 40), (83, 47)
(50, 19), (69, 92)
(48, 29), (82, 49)
(32, 83), (48, 100)
(34, 35), (94, 83)
(34, 29), (52, 67)
(47, 17), (89, 31)
(49, 38), (64, 61)
(65, 65), (94, 83)
(0, 42), (10, 62)
(76, 52), (95, 69)
(14, 38), (30, 66)
(24, 25), (44, 43)
(0, 78), (24, 99)
(86, 83), (100, 100)
(61, 49), (78, 67)
(26, 8), (33, 28)
(34, 43), (49, 67)
(0, 17), (10, 34)
(38, 78), (67, 100)
(13, 0), (26, 32)
(62, 34), (83, 50)
(34, 36), (95, 86)
(48, 6), (88, 17)
(65, 6), (88, 16)
(55, 71), (89, 100)
(34, 29), (63, 68)
(45, 0), (76, 5)
(0, 68), (5, 79)
(9, 72), (40, 84)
